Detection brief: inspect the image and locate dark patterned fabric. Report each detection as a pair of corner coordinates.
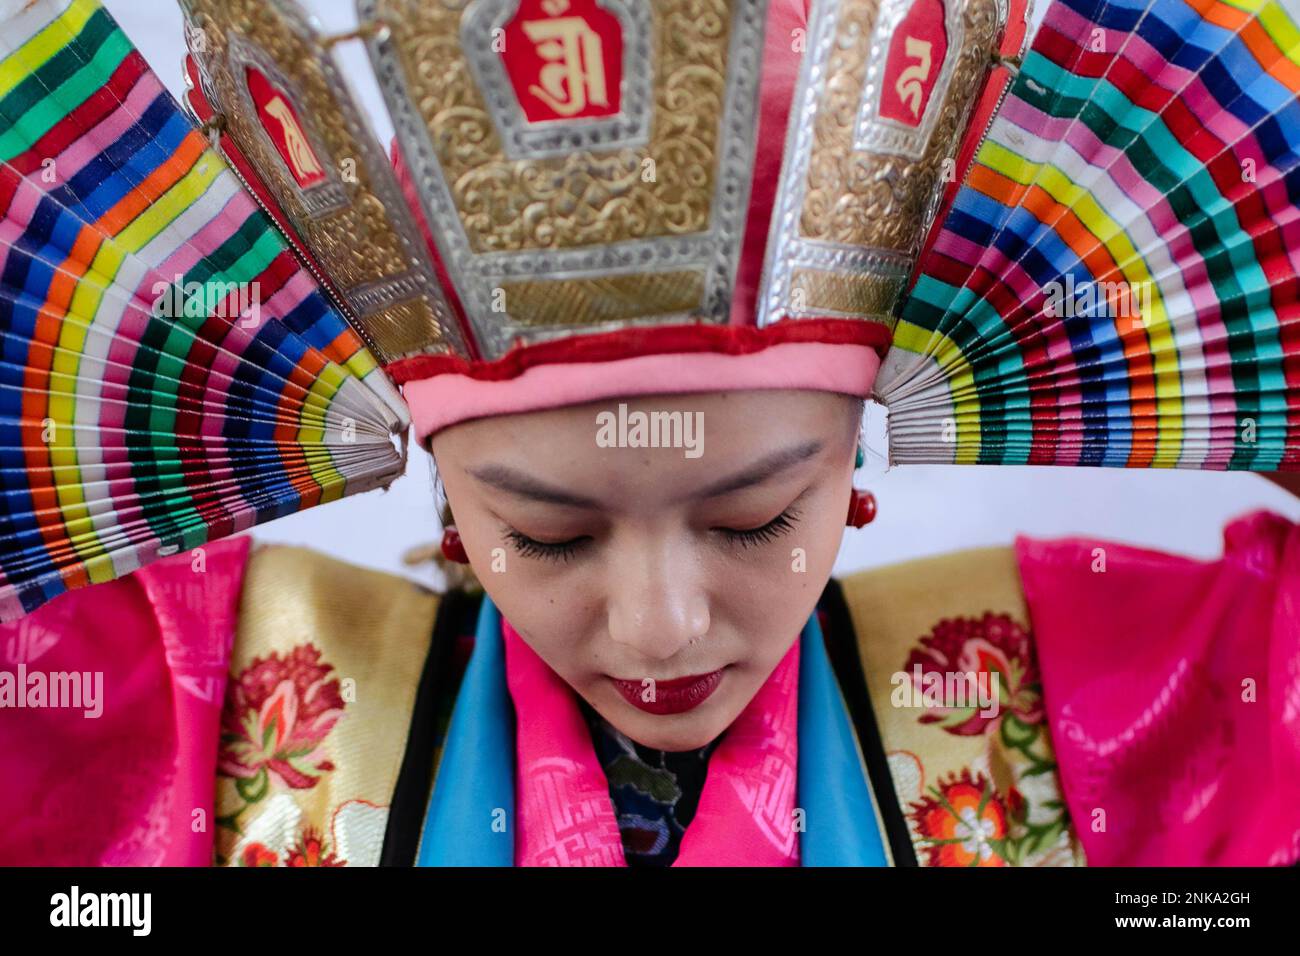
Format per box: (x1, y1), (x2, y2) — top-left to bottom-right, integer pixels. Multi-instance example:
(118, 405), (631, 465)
(579, 699), (723, 867)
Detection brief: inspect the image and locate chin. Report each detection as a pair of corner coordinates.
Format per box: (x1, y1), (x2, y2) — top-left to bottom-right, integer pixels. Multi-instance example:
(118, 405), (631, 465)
(613, 699), (739, 752)
(620, 720), (719, 752)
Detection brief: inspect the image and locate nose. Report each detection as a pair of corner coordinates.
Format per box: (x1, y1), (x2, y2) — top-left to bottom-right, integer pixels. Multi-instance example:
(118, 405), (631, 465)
(605, 532), (710, 664)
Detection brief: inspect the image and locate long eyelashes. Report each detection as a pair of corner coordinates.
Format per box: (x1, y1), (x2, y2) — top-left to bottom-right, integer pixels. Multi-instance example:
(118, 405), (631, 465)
(717, 505), (802, 549)
(502, 505), (803, 563)
(502, 529), (588, 563)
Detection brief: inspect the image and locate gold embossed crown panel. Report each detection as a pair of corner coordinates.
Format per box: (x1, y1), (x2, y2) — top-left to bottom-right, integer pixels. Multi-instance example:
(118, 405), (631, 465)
(757, 0), (1007, 332)
(179, 0), (466, 364)
(360, 0), (768, 360)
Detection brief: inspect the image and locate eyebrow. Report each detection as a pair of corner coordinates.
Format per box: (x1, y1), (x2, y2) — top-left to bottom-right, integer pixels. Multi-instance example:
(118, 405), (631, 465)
(468, 439), (825, 508)
(468, 465), (604, 508)
(693, 439), (824, 499)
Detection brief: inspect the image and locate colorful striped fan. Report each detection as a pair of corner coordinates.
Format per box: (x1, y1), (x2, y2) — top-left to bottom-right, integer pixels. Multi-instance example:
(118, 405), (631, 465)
(878, 0), (1300, 469)
(0, 0), (408, 620)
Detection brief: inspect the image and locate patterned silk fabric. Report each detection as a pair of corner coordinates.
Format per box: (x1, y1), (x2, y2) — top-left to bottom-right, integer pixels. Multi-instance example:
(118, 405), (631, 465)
(837, 546), (1086, 867)
(216, 545), (438, 867)
(578, 698), (722, 867)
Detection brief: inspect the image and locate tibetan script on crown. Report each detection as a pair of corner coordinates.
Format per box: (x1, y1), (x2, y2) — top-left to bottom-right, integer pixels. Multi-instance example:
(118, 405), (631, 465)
(855, 0), (964, 160)
(502, 0), (623, 122)
(463, 0), (652, 157)
(229, 34), (347, 216)
(246, 66), (328, 189)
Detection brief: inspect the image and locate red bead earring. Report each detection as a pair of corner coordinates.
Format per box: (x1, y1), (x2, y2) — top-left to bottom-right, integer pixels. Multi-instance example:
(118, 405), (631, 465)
(846, 489), (877, 528)
(846, 442), (876, 528)
(440, 526), (470, 563)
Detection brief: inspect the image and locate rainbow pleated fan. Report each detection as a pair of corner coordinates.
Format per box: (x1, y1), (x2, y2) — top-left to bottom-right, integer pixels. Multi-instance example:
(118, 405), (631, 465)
(877, 0), (1300, 469)
(0, 0), (407, 620)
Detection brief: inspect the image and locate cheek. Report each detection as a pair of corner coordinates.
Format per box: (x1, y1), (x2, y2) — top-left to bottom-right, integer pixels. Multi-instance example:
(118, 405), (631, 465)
(725, 481), (848, 586)
(709, 488), (848, 662)
(468, 552), (602, 687)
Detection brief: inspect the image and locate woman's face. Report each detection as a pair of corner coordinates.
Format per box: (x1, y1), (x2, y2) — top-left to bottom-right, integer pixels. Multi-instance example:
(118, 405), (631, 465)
(429, 389), (862, 751)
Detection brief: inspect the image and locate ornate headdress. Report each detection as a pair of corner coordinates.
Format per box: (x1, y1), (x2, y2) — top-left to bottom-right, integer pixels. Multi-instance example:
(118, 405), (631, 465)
(178, 0), (1023, 442)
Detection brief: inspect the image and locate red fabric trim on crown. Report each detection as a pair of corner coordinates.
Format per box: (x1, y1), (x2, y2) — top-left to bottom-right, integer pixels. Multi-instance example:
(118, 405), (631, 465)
(385, 317), (892, 385)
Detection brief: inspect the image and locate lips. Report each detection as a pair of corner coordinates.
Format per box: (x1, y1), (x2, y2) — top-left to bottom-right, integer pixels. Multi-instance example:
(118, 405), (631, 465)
(611, 668), (724, 715)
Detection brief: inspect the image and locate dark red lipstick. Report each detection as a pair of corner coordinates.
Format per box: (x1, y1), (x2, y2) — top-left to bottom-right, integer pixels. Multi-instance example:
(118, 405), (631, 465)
(611, 669), (724, 715)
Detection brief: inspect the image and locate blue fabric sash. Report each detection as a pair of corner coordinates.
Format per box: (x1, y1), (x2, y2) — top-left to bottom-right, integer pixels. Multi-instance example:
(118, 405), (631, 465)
(416, 595), (888, 866)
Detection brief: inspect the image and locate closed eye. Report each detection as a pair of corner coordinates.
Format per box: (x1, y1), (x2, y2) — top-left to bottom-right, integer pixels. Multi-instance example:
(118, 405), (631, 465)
(503, 529), (590, 562)
(715, 505), (802, 549)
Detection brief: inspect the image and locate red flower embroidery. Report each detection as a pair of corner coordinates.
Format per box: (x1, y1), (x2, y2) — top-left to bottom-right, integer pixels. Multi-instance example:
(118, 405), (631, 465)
(910, 769), (1009, 867)
(240, 843), (279, 867)
(1007, 785), (1027, 825)
(285, 827), (345, 867)
(219, 644), (346, 793)
(903, 613), (1043, 735)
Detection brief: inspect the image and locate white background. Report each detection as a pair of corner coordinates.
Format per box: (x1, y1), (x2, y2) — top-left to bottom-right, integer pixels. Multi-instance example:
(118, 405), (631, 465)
(103, 0), (1300, 588)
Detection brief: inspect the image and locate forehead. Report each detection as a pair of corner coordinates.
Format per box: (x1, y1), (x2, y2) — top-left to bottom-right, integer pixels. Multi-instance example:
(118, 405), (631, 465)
(439, 390), (854, 450)
(431, 390), (856, 499)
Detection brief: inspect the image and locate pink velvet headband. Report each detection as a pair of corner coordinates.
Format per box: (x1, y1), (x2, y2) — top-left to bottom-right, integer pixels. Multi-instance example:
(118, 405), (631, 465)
(405, 342), (881, 442)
